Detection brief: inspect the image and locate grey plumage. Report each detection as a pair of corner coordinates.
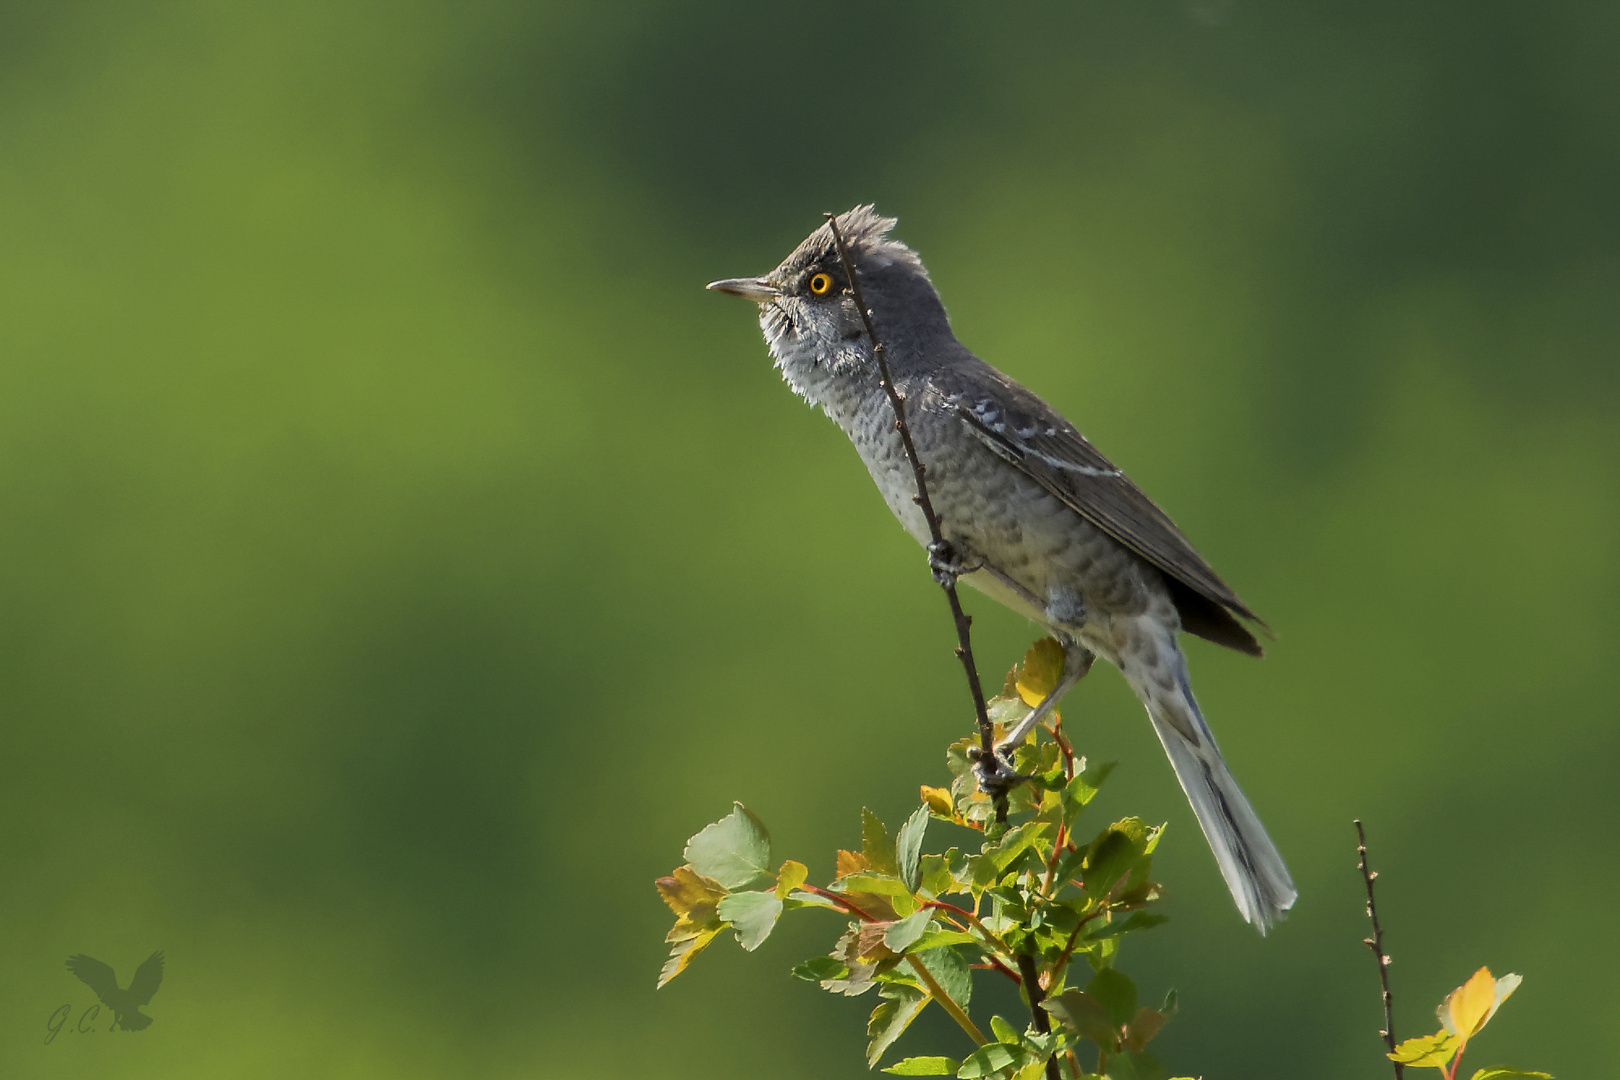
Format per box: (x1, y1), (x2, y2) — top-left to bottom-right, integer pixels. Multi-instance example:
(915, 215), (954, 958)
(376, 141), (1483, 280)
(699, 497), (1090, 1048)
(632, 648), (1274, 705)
(708, 206), (1295, 931)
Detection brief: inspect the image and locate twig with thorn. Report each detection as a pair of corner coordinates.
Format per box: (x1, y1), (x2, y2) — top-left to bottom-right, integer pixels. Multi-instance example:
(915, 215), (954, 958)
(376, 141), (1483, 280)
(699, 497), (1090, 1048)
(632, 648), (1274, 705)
(823, 213), (1006, 824)
(1355, 819), (1403, 1080)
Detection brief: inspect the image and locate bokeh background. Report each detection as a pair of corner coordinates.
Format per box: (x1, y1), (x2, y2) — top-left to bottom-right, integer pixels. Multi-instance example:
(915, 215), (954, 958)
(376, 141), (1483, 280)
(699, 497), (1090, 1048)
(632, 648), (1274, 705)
(3, 2), (1616, 1077)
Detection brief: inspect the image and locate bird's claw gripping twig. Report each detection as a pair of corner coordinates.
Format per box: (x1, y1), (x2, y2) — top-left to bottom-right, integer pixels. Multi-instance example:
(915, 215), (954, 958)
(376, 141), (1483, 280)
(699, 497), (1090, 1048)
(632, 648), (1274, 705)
(969, 745), (1031, 799)
(927, 540), (979, 587)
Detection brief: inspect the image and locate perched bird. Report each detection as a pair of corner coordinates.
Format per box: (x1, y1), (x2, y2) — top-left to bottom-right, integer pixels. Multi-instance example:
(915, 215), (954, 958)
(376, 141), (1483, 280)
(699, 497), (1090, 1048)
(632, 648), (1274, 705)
(66, 951), (164, 1031)
(708, 207), (1295, 930)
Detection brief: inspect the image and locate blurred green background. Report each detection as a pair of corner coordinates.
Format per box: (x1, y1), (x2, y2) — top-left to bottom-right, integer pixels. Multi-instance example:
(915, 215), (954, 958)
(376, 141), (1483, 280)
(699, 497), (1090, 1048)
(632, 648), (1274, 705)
(2, 2), (1616, 1077)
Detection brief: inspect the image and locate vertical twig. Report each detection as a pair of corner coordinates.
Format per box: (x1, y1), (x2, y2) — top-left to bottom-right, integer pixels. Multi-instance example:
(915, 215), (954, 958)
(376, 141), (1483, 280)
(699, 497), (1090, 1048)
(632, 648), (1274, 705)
(823, 213), (1006, 824)
(1355, 819), (1403, 1080)
(1015, 952), (1063, 1080)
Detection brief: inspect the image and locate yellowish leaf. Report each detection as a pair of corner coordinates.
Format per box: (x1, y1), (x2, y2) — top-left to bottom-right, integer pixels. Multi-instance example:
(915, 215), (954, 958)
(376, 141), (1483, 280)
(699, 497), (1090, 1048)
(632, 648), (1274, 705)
(836, 849), (871, 879)
(1389, 1030), (1460, 1068)
(920, 785), (955, 817)
(1016, 637), (1066, 707)
(775, 859), (809, 900)
(655, 866), (727, 919)
(657, 927), (721, 988)
(1442, 967), (1520, 1042)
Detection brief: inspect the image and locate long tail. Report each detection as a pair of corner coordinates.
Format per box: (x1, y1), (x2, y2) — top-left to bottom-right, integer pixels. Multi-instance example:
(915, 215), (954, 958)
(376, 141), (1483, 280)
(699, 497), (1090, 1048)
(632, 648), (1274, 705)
(1116, 619), (1296, 932)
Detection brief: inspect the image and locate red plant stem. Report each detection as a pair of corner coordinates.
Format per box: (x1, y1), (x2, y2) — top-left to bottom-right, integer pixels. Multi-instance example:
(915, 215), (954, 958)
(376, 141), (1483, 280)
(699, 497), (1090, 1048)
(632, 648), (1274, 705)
(1052, 722), (1075, 779)
(1042, 826), (1069, 896)
(1050, 905), (1111, 981)
(923, 900), (1017, 957)
(800, 883), (879, 923)
(978, 956), (1022, 985)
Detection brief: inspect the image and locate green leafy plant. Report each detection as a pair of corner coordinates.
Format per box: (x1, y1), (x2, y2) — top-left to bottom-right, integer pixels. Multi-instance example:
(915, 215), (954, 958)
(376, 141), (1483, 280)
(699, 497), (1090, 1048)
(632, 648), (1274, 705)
(656, 639), (1195, 1080)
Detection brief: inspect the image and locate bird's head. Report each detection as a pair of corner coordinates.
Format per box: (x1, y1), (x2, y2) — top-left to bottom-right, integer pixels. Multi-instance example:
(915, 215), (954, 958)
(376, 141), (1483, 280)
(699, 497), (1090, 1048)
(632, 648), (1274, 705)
(708, 206), (951, 393)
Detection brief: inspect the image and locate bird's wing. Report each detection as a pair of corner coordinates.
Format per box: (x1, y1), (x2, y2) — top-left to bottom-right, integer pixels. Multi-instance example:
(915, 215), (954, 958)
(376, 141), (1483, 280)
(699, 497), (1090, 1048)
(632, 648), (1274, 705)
(924, 361), (1266, 654)
(127, 951), (164, 1005)
(65, 955), (120, 1003)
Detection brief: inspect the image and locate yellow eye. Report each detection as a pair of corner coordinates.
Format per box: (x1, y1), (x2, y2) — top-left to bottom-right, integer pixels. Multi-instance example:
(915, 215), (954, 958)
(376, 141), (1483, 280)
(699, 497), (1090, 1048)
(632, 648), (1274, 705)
(808, 272), (834, 296)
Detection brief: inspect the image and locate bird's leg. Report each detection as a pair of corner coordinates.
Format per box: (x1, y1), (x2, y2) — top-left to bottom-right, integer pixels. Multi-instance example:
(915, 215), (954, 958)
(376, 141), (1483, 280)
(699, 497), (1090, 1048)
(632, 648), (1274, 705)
(1000, 638), (1094, 749)
(926, 539), (981, 587)
(973, 636), (1095, 792)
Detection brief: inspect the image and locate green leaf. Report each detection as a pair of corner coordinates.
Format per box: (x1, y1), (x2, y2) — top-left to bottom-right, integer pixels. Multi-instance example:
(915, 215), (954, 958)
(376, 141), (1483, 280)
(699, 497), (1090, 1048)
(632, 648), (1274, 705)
(988, 693), (1030, 729)
(918, 853), (959, 897)
(1051, 846), (1089, 888)
(1468, 1070), (1552, 1080)
(909, 928), (978, 952)
(792, 956), (847, 983)
(822, 961), (885, 997)
(1023, 1028), (1069, 1060)
(989, 1014), (1021, 1044)
(897, 805), (930, 892)
(868, 983), (930, 1067)
(1043, 990), (1118, 1047)
(1062, 763), (1115, 829)
(1082, 819), (1157, 901)
(839, 873), (919, 916)
(683, 803), (773, 890)
(1103, 1050), (1166, 1080)
(885, 910), (936, 953)
(783, 890), (841, 911)
(972, 821), (1053, 887)
(957, 1041), (1041, 1078)
(884, 1057), (962, 1076)
(1087, 912), (1169, 941)
(946, 736), (978, 781)
(1123, 1006), (1169, 1051)
(716, 889), (783, 951)
(918, 945), (973, 1009)
(1087, 968), (1138, 1028)
(864, 808), (901, 876)
(986, 886), (1030, 922)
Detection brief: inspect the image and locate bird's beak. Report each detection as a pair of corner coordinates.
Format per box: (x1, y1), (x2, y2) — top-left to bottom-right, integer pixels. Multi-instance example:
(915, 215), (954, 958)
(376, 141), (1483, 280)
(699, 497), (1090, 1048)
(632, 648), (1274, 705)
(706, 277), (780, 303)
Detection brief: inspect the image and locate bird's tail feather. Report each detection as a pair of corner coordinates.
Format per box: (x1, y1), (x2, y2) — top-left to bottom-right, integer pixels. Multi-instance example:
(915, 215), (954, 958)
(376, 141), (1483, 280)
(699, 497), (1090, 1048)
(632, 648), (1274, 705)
(1120, 626), (1296, 931)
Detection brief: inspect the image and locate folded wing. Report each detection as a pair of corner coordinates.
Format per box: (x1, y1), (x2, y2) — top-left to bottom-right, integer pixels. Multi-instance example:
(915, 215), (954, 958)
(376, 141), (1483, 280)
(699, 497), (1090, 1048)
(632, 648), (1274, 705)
(928, 361), (1266, 656)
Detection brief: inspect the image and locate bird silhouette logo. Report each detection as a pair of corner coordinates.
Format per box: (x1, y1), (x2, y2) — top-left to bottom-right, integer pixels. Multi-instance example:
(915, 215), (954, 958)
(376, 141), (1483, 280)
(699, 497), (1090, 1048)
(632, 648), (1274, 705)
(64, 952), (164, 1031)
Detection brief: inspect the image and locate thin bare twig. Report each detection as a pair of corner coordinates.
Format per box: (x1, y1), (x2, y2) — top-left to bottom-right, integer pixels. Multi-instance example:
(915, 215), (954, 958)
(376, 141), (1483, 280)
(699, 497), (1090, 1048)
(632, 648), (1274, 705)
(1355, 819), (1403, 1080)
(822, 212), (1006, 824)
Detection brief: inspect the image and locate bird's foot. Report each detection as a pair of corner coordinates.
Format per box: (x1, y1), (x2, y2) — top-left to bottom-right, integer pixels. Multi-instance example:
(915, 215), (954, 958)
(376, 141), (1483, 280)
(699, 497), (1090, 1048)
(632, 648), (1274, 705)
(927, 540), (979, 587)
(968, 744), (1030, 800)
